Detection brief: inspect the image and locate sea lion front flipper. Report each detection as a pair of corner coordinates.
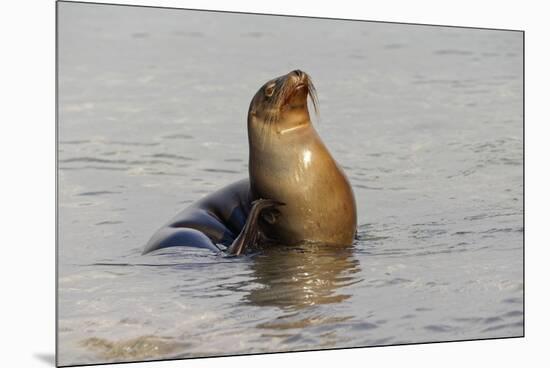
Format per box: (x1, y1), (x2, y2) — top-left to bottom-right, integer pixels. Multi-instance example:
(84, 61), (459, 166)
(226, 199), (284, 256)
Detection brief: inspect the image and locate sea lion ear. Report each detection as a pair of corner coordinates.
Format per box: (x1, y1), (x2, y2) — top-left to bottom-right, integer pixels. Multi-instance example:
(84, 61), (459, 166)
(264, 83), (276, 97)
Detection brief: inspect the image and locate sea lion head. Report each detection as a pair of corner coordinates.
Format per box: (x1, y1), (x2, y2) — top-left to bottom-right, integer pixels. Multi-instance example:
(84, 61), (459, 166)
(248, 70), (319, 137)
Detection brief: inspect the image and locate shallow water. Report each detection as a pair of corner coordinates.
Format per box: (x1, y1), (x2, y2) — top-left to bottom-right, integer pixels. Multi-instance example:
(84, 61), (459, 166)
(57, 3), (523, 366)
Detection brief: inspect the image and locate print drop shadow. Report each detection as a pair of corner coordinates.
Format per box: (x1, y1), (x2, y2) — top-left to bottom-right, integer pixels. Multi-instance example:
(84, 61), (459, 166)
(33, 353), (55, 366)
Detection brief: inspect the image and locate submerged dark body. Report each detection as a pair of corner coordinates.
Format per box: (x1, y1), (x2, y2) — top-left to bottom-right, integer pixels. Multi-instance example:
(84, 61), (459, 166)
(144, 70), (357, 255)
(143, 179), (252, 254)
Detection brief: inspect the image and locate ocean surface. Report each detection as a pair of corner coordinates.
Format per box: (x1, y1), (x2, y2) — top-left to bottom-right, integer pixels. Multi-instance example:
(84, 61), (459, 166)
(57, 3), (523, 366)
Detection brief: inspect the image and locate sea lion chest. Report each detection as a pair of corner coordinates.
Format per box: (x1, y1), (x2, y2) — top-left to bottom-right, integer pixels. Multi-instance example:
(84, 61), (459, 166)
(249, 125), (357, 246)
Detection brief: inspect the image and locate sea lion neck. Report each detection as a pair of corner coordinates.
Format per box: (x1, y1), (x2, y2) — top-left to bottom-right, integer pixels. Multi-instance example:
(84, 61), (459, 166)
(247, 112), (313, 150)
(273, 107), (312, 135)
(247, 95), (312, 141)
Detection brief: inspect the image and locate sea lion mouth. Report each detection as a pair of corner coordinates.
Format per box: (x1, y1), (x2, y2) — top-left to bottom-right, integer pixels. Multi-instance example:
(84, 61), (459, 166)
(279, 73), (318, 116)
(282, 82), (308, 106)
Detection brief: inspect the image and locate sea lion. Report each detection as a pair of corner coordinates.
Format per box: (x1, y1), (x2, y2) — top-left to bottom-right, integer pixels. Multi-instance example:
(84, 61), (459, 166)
(143, 70), (357, 255)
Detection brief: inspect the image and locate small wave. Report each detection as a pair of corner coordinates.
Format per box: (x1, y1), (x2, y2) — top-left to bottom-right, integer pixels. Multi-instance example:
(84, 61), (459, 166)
(367, 278), (412, 288)
(483, 316), (503, 324)
(416, 307), (433, 312)
(411, 221), (445, 227)
(59, 166), (127, 171)
(257, 315), (351, 330)
(465, 138), (522, 155)
(384, 43), (404, 49)
(503, 310), (523, 317)
(480, 227), (523, 234)
(101, 151), (131, 156)
(131, 32), (149, 39)
(502, 297), (523, 304)
(413, 78), (475, 86)
(81, 335), (188, 361)
(241, 31), (265, 38)
(424, 324), (456, 332)
(95, 221), (123, 226)
(357, 234), (391, 242)
(452, 231), (475, 235)
(410, 228), (447, 239)
(106, 140), (160, 147)
(60, 157), (172, 165)
(481, 321), (523, 333)
(202, 168), (241, 174)
(161, 133), (194, 140)
(60, 157), (183, 172)
(148, 153), (193, 161)
(349, 321), (379, 331)
(452, 317), (483, 323)
(172, 30), (203, 37)
(355, 184), (383, 190)
(464, 212), (522, 221)
(78, 191), (121, 196)
(434, 49), (473, 55)
(59, 140), (89, 144)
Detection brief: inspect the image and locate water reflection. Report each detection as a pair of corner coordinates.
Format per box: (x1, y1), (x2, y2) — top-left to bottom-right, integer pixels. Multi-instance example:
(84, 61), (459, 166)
(244, 244), (362, 311)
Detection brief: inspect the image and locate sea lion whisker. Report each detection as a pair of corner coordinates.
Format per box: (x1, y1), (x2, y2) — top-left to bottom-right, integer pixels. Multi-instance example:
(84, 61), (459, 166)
(306, 78), (320, 121)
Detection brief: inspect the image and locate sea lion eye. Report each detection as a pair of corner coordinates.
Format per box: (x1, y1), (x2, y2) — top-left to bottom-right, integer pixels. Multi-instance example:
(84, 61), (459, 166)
(265, 83), (276, 97)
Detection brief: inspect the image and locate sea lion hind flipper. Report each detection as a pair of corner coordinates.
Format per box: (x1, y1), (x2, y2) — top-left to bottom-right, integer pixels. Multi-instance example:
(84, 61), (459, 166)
(226, 199), (284, 256)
